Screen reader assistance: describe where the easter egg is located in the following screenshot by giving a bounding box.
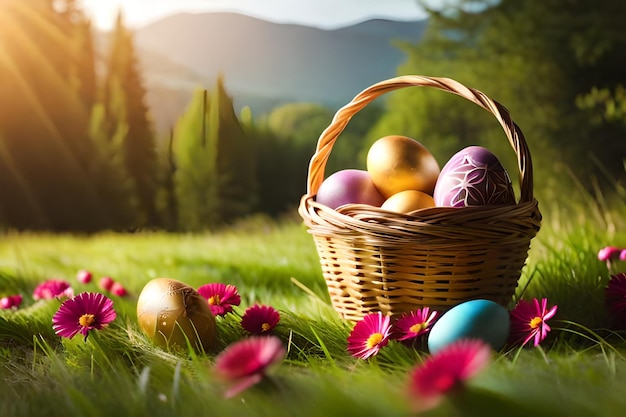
[380,190,435,213]
[137,278,217,352]
[427,299,510,353]
[433,146,515,207]
[315,169,385,210]
[366,135,440,198]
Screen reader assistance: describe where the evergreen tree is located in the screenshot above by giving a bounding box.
[73,17,98,109]
[103,12,159,228]
[0,0,112,230]
[173,89,217,230]
[208,76,257,223]
[88,103,139,230]
[155,127,179,231]
[173,77,257,230]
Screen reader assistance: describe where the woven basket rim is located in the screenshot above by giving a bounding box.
[303,75,535,207]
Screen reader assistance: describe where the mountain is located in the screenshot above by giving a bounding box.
[129,12,428,133]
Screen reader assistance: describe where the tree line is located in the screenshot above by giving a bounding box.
[0,0,624,232]
[0,1,370,232]
[371,0,626,200]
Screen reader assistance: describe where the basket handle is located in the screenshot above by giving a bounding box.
[306,75,534,204]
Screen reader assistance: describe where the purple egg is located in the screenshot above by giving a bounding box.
[433,146,516,207]
[315,169,385,210]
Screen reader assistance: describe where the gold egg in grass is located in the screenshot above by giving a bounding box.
[380,189,435,213]
[137,278,217,351]
[366,135,441,198]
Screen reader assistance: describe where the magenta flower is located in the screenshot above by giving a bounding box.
[598,246,622,262]
[408,339,491,411]
[33,279,74,301]
[347,312,392,359]
[598,246,626,274]
[0,297,11,309]
[197,283,241,316]
[214,335,286,398]
[509,298,558,347]
[110,282,128,297]
[52,292,117,341]
[1,295,21,309]
[393,308,439,342]
[99,276,114,292]
[77,270,92,284]
[1,294,24,309]
[606,273,626,329]
[241,304,280,335]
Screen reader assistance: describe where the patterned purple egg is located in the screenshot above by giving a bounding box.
[433,146,515,207]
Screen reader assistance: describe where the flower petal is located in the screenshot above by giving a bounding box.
[51,292,116,341]
[347,312,392,359]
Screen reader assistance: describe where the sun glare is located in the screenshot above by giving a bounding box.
[80,0,188,31]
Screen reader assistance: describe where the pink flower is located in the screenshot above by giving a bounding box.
[9,294,22,308]
[33,279,73,301]
[241,304,280,335]
[214,335,286,398]
[110,282,128,297]
[99,276,114,292]
[52,292,117,341]
[197,283,241,316]
[77,270,92,284]
[606,273,626,329]
[408,339,491,411]
[393,308,439,342]
[598,246,622,262]
[509,298,558,347]
[11,294,23,308]
[2,294,23,309]
[0,297,12,309]
[347,312,392,360]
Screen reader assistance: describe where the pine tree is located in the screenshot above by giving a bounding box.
[103,12,159,228]
[173,89,217,230]
[173,77,257,230]
[88,103,140,230]
[155,127,179,231]
[0,0,111,230]
[73,17,97,109]
[208,76,257,223]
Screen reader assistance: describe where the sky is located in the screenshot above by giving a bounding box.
[80,0,430,31]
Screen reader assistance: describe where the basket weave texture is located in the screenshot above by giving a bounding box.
[298,75,542,322]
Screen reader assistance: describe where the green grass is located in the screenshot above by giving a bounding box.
[2,198,626,417]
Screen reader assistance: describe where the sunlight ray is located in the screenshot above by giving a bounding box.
[0,2,108,220]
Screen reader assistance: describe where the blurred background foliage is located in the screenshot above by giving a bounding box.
[0,0,624,232]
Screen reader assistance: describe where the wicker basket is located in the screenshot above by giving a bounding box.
[298,75,542,321]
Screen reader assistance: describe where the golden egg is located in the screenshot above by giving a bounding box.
[381,190,435,213]
[137,278,217,352]
[366,135,440,198]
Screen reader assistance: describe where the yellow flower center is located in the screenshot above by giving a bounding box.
[409,322,427,333]
[261,323,271,332]
[208,295,220,305]
[366,332,384,349]
[529,316,543,329]
[79,314,95,327]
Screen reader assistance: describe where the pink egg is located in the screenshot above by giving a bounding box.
[315,169,385,210]
[433,146,515,207]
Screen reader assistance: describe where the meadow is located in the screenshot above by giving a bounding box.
[2,188,626,417]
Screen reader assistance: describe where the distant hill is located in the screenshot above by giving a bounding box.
[126,12,428,133]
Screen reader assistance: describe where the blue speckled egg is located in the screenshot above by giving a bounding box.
[428,299,510,353]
